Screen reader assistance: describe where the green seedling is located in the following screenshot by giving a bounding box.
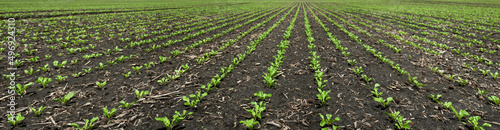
[98,62,108,69]
[157,77,168,85]
[353,66,363,75]
[246,101,266,119]
[155,110,193,130]
[14,60,24,67]
[445,74,456,81]
[318,113,340,127]
[317,89,331,106]
[190,90,207,101]
[102,107,116,119]
[491,72,499,79]
[468,116,491,130]
[361,74,372,82]
[395,114,411,130]
[183,96,199,108]
[480,69,490,76]
[55,75,68,83]
[254,90,272,101]
[457,77,468,86]
[342,51,350,57]
[96,81,107,90]
[82,68,92,73]
[371,83,383,98]
[132,66,142,74]
[488,96,500,107]
[240,118,259,130]
[28,56,39,62]
[106,60,115,66]
[7,113,25,127]
[430,66,439,73]
[14,82,33,97]
[429,94,442,103]
[30,106,46,116]
[262,73,276,87]
[201,84,215,93]
[72,72,83,77]
[374,97,393,108]
[53,60,67,68]
[69,117,99,130]
[122,71,131,78]
[54,91,75,105]
[477,89,488,97]
[171,50,182,57]
[135,90,149,99]
[386,111,400,121]
[36,77,52,88]
[118,101,137,108]
[456,109,470,121]
[348,59,357,66]
[39,64,49,72]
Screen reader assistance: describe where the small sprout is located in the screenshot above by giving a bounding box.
[122,71,131,78]
[318,113,340,127]
[183,96,199,108]
[14,82,33,97]
[317,89,331,106]
[36,77,52,88]
[477,89,488,97]
[262,73,276,87]
[428,94,442,103]
[102,107,116,119]
[171,50,182,57]
[132,66,143,74]
[72,72,83,77]
[155,110,193,130]
[7,113,25,127]
[352,66,363,75]
[373,97,393,108]
[96,81,107,90]
[240,118,259,130]
[30,106,46,116]
[488,96,500,107]
[55,75,68,83]
[190,89,207,101]
[157,77,169,85]
[348,59,357,66]
[135,90,149,99]
[361,74,372,82]
[245,101,266,119]
[456,77,469,86]
[254,90,272,101]
[118,101,137,108]
[69,117,99,130]
[54,91,75,105]
[371,83,383,98]
[468,116,491,130]
[490,72,499,79]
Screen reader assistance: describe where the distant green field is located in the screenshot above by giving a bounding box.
[2,0,498,24]
[1,0,499,130]
[0,0,246,11]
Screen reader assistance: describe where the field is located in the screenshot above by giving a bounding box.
[1,0,500,129]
